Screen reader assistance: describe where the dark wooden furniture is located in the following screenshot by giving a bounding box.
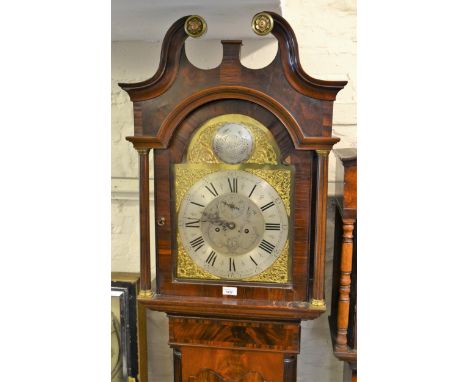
[111,272,141,382]
[119,12,346,382]
[329,149,357,381]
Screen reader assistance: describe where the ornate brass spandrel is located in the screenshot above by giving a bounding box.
[174,163,292,283]
[244,167,291,216]
[176,233,221,280]
[186,114,279,165]
[243,240,289,283]
[174,166,216,213]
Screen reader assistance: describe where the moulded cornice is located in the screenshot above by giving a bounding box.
[118,13,347,102]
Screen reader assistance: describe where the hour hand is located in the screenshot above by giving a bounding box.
[201,212,227,227]
[201,212,236,230]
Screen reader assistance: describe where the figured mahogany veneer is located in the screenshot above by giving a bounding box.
[183,348,285,382]
[168,316,300,353]
[119,11,347,382]
[169,315,299,382]
[139,295,322,321]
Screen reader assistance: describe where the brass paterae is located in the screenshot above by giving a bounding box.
[252,12,274,36]
[184,15,207,38]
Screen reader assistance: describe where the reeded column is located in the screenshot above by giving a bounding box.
[136,148,152,297]
[311,149,330,309]
[335,219,355,351]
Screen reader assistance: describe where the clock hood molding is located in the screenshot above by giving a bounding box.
[119,13,347,101]
[120,12,346,151]
[125,86,340,151]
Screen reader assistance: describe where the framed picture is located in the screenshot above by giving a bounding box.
[111,273,140,382]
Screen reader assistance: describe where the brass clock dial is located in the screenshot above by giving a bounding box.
[178,170,289,279]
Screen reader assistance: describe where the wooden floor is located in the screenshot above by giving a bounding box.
[146,198,344,382]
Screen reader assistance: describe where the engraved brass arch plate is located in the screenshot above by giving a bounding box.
[186,114,280,165]
[252,12,274,36]
[184,15,207,38]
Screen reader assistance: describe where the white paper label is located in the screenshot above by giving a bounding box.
[222,286,237,296]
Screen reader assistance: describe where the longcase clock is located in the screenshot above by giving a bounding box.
[119,12,347,382]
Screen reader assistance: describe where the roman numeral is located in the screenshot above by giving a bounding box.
[260,201,274,211]
[259,239,275,254]
[190,201,205,208]
[189,236,204,252]
[229,258,236,272]
[205,251,217,266]
[265,223,281,231]
[250,256,258,266]
[228,177,238,193]
[248,184,257,198]
[185,218,200,228]
[205,182,218,197]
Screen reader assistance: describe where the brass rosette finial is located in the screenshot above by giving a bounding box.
[252,12,274,36]
[184,15,207,38]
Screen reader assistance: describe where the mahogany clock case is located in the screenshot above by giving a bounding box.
[118,12,347,382]
[155,99,313,302]
[120,13,347,322]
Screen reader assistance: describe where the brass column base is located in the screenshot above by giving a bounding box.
[138,289,154,299]
[311,299,326,310]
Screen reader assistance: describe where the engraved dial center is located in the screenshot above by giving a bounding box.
[201,193,265,256]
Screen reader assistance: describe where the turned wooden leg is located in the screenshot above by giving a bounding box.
[335,219,355,351]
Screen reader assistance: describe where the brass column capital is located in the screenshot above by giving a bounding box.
[316,149,330,157]
[136,148,150,155]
